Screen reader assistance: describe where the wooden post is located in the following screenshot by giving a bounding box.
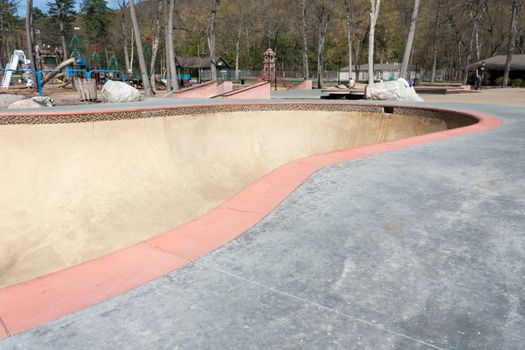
[75,79,98,101]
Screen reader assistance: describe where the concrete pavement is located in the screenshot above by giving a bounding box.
[0,101,524,349]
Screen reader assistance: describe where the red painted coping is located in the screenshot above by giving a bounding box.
[0,104,501,339]
[216,81,271,99]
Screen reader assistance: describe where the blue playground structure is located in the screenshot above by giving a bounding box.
[0,67,126,96]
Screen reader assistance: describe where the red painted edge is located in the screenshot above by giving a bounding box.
[0,103,501,339]
[217,81,270,97]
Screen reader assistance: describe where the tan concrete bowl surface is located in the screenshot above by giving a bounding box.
[0,104,476,288]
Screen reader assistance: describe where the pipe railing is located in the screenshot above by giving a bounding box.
[1,68,127,96]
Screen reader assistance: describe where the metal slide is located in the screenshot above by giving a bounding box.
[1,50,29,89]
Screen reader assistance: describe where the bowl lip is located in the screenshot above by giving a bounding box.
[0,101,501,339]
[0,101,480,121]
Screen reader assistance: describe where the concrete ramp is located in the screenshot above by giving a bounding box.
[215,82,271,99]
[172,80,217,98]
[288,80,312,90]
[217,81,233,95]
[0,104,460,288]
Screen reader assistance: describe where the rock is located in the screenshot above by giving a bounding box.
[32,96,54,107]
[365,78,424,102]
[0,94,26,108]
[102,80,143,103]
[7,99,43,109]
[7,96,55,109]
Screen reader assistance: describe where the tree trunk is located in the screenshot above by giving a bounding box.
[25,0,36,82]
[0,11,5,68]
[463,21,476,84]
[129,28,134,72]
[430,0,441,84]
[368,0,381,85]
[129,0,154,96]
[167,0,178,89]
[316,3,330,89]
[400,0,419,79]
[209,0,217,81]
[59,19,68,60]
[41,57,74,85]
[149,0,164,92]
[235,20,242,79]
[119,4,131,73]
[164,4,171,91]
[104,44,109,69]
[301,0,309,79]
[503,0,518,87]
[344,0,353,82]
[123,41,130,73]
[475,23,481,61]
[463,1,484,84]
[355,29,368,78]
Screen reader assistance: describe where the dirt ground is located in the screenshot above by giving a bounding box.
[1,85,81,99]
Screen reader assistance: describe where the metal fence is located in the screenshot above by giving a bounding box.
[200,69,343,82]
[201,69,445,83]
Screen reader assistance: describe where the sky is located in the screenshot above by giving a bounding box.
[18,0,54,14]
[17,0,117,15]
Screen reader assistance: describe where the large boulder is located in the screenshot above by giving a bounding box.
[102,80,143,103]
[0,94,26,108]
[7,96,54,109]
[366,78,423,102]
[32,96,54,107]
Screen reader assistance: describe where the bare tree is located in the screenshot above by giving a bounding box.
[166,0,178,90]
[344,0,353,82]
[48,0,76,61]
[430,0,443,84]
[116,0,131,73]
[25,0,37,82]
[234,25,245,76]
[209,0,217,81]
[316,1,331,88]
[164,0,171,90]
[149,0,164,92]
[503,0,519,87]
[463,0,485,84]
[300,0,309,79]
[233,1,245,77]
[129,0,154,96]
[400,0,420,79]
[368,0,381,84]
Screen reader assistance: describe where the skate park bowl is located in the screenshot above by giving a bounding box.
[0,102,500,336]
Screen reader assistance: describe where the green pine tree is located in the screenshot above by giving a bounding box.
[80,0,111,46]
[47,0,76,59]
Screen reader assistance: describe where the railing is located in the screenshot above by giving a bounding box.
[0,68,126,96]
[195,69,445,84]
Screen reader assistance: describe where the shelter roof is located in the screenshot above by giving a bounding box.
[467,55,525,70]
[340,63,415,72]
[175,56,230,69]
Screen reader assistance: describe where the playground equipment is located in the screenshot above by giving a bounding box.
[107,53,120,71]
[2,50,30,89]
[262,48,276,82]
[68,35,86,68]
[90,51,102,70]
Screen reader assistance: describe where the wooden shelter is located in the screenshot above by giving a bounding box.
[175,56,230,82]
[467,55,525,85]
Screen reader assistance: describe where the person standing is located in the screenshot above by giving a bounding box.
[475,61,486,90]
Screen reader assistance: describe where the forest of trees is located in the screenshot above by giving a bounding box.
[1,0,524,89]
